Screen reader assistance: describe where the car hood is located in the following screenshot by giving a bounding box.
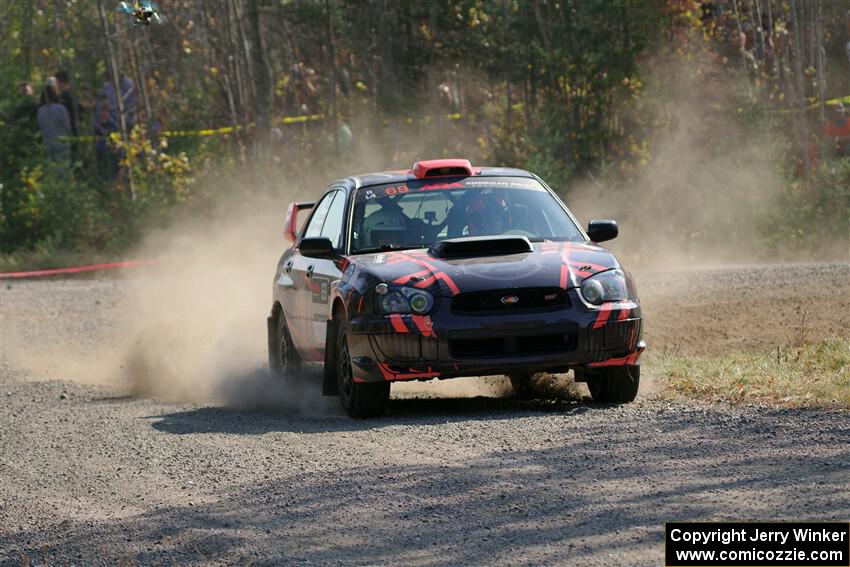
[348,241,620,296]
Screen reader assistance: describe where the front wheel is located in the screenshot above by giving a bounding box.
[586,365,640,403]
[335,319,390,418]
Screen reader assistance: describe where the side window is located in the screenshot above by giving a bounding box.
[303,192,334,239]
[320,191,347,248]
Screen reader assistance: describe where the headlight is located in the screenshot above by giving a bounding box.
[381,290,409,313]
[409,293,432,313]
[378,285,434,314]
[579,269,628,305]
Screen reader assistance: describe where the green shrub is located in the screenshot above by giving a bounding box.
[762,157,850,255]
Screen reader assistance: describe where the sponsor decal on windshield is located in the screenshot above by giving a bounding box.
[357,177,543,201]
[462,179,541,189]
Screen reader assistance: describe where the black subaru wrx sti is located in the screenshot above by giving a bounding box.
[268,159,644,417]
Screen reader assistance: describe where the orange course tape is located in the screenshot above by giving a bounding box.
[0,259,158,279]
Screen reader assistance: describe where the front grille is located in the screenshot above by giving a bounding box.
[450,329,578,359]
[451,287,569,315]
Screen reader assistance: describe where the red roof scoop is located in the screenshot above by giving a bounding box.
[412,159,473,179]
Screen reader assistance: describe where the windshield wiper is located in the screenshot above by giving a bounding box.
[353,244,424,255]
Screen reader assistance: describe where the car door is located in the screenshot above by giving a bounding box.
[284,191,336,357]
[307,188,348,350]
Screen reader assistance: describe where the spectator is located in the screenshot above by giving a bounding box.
[36,80,71,165]
[823,103,850,157]
[101,73,137,131]
[54,69,80,160]
[93,94,118,179]
[290,63,319,113]
[2,82,40,167]
[10,82,38,124]
[337,119,353,153]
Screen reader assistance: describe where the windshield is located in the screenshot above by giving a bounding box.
[350,176,584,254]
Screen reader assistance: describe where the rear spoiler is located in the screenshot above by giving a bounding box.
[283,201,315,242]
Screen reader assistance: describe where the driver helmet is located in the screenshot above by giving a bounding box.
[363,205,408,247]
[467,192,510,236]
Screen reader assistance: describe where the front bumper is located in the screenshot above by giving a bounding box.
[347,292,644,383]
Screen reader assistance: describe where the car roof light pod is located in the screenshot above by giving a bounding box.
[412,159,473,179]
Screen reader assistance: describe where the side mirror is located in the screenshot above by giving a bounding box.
[587,220,619,243]
[300,237,337,259]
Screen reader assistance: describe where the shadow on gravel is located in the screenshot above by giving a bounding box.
[147,396,602,435]
[4,414,849,566]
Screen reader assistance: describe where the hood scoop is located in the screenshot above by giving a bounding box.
[428,236,533,259]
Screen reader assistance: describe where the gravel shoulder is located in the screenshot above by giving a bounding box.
[1,262,848,566]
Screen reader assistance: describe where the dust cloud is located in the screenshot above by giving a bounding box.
[119,185,337,413]
[566,50,788,269]
[116,105,512,409]
[393,375,513,399]
[116,165,511,410]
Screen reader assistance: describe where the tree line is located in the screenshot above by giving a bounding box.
[1,0,848,262]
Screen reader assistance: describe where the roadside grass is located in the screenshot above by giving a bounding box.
[650,337,850,408]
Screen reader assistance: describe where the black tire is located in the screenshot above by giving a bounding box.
[270,312,302,380]
[586,365,640,403]
[335,319,390,418]
[508,373,535,399]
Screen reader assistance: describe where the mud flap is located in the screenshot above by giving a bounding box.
[322,319,339,396]
[267,316,278,371]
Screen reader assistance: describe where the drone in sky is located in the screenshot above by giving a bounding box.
[117,0,167,26]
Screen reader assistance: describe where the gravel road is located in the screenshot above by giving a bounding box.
[1,262,848,566]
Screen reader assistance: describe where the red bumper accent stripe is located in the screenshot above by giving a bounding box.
[410,315,435,337]
[377,361,441,381]
[587,346,644,368]
[592,303,613,329]
[389,314,408,333]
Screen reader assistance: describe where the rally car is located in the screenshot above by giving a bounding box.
[268,159,644,417]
